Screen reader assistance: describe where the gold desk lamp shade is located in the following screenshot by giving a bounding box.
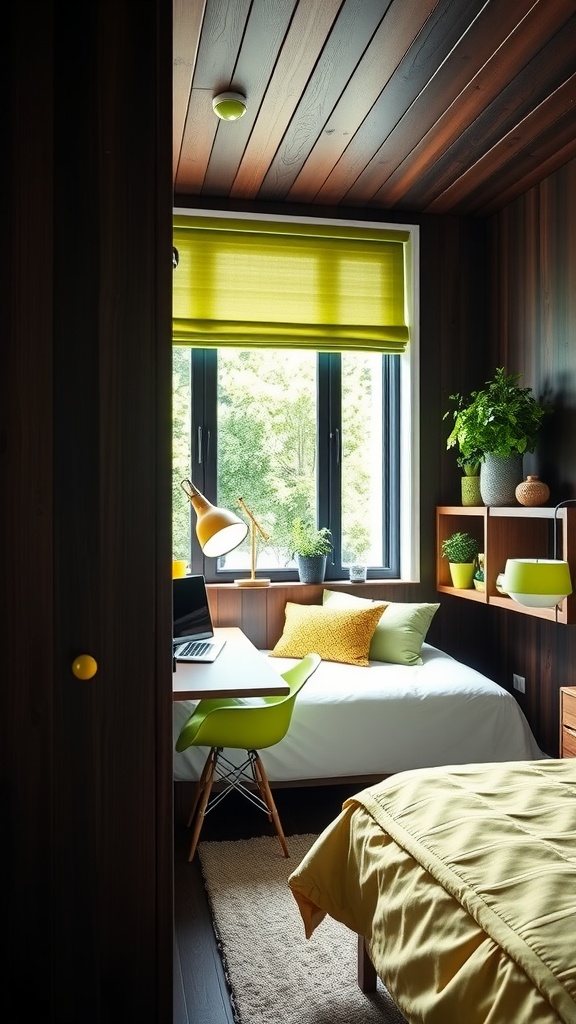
[181,480,248,558]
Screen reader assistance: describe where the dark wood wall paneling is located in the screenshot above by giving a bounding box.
[3,2,174,1021]
[437,158,576,756]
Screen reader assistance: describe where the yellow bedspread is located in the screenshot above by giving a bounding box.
[288,759,576,1024]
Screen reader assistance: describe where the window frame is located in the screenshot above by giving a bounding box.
[185,349,402,583]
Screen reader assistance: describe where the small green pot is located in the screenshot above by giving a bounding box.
[449,562,475,589]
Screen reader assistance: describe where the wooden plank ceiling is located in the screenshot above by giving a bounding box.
[173,0,576,217]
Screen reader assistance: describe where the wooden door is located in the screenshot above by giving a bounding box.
[1,3,174,1020]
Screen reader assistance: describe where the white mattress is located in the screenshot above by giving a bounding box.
[172,643,544,783]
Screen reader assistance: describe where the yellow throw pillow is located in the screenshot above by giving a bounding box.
[271,601,386,667]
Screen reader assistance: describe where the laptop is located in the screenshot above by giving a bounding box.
[173,574,226,663]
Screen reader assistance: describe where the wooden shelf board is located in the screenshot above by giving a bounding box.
[436,505,575,624]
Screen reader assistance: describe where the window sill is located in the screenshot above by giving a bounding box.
[206,579,407,591]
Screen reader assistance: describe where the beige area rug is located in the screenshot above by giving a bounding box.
[198,833,408,1024]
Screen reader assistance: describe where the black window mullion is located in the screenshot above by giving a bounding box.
[201,350,218,499]
[189,349,219,578]
[317,353,342,579]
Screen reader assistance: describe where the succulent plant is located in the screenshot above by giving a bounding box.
[441,531,480,564]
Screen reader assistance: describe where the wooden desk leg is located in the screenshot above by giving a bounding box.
[357,935,377,992]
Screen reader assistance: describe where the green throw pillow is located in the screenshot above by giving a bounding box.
[322,590,439,666]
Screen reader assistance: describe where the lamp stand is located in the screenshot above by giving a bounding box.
[234,498,271,588]
[554,499,576,559]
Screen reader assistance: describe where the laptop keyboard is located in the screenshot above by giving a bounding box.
[176,640,213,658]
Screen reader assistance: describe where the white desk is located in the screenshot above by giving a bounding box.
[172,627,289,701]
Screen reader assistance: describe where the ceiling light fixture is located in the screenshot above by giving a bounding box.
[212,91,247,121]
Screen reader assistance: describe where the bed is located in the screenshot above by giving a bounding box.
[173,642,543,785]
[288,759,576,1024]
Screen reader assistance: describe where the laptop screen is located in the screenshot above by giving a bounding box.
[173,575,214,644]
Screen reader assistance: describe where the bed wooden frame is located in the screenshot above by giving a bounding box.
[357,936,378,993]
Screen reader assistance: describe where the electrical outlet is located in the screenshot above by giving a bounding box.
[513,673,526,694]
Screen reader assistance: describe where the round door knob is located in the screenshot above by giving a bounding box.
[72,655,98,680]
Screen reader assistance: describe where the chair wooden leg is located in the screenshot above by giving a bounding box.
[251,757,272,823]
[253,753,289,858]
[187,750,214,827]
[187,750,217,862]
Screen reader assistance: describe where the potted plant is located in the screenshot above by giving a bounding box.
[441,531,480,589]
[473,552,485,592]
[291,518,333,583]
[443,367,549,506]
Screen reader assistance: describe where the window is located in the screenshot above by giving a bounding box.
[172,213,419,583]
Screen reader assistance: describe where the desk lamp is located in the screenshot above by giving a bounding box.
[502,559,572,608]
[180,479,248,557]
[502,499,575,609]
[234,498,271,588]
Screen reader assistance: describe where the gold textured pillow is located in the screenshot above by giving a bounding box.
[271,601,386,667]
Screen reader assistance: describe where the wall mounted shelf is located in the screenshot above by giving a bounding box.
[436,505,576,624]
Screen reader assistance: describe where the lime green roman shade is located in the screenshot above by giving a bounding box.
[173,215,410,353]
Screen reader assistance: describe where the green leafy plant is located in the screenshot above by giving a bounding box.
[443,367,548,469]
[291,518,333,557]
[441,531,480,564]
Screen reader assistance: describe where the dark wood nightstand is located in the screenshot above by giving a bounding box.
[560,687,576,757]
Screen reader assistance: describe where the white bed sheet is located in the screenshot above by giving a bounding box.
[172,643,543,783]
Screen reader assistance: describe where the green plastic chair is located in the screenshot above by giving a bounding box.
[176,653,321,861]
